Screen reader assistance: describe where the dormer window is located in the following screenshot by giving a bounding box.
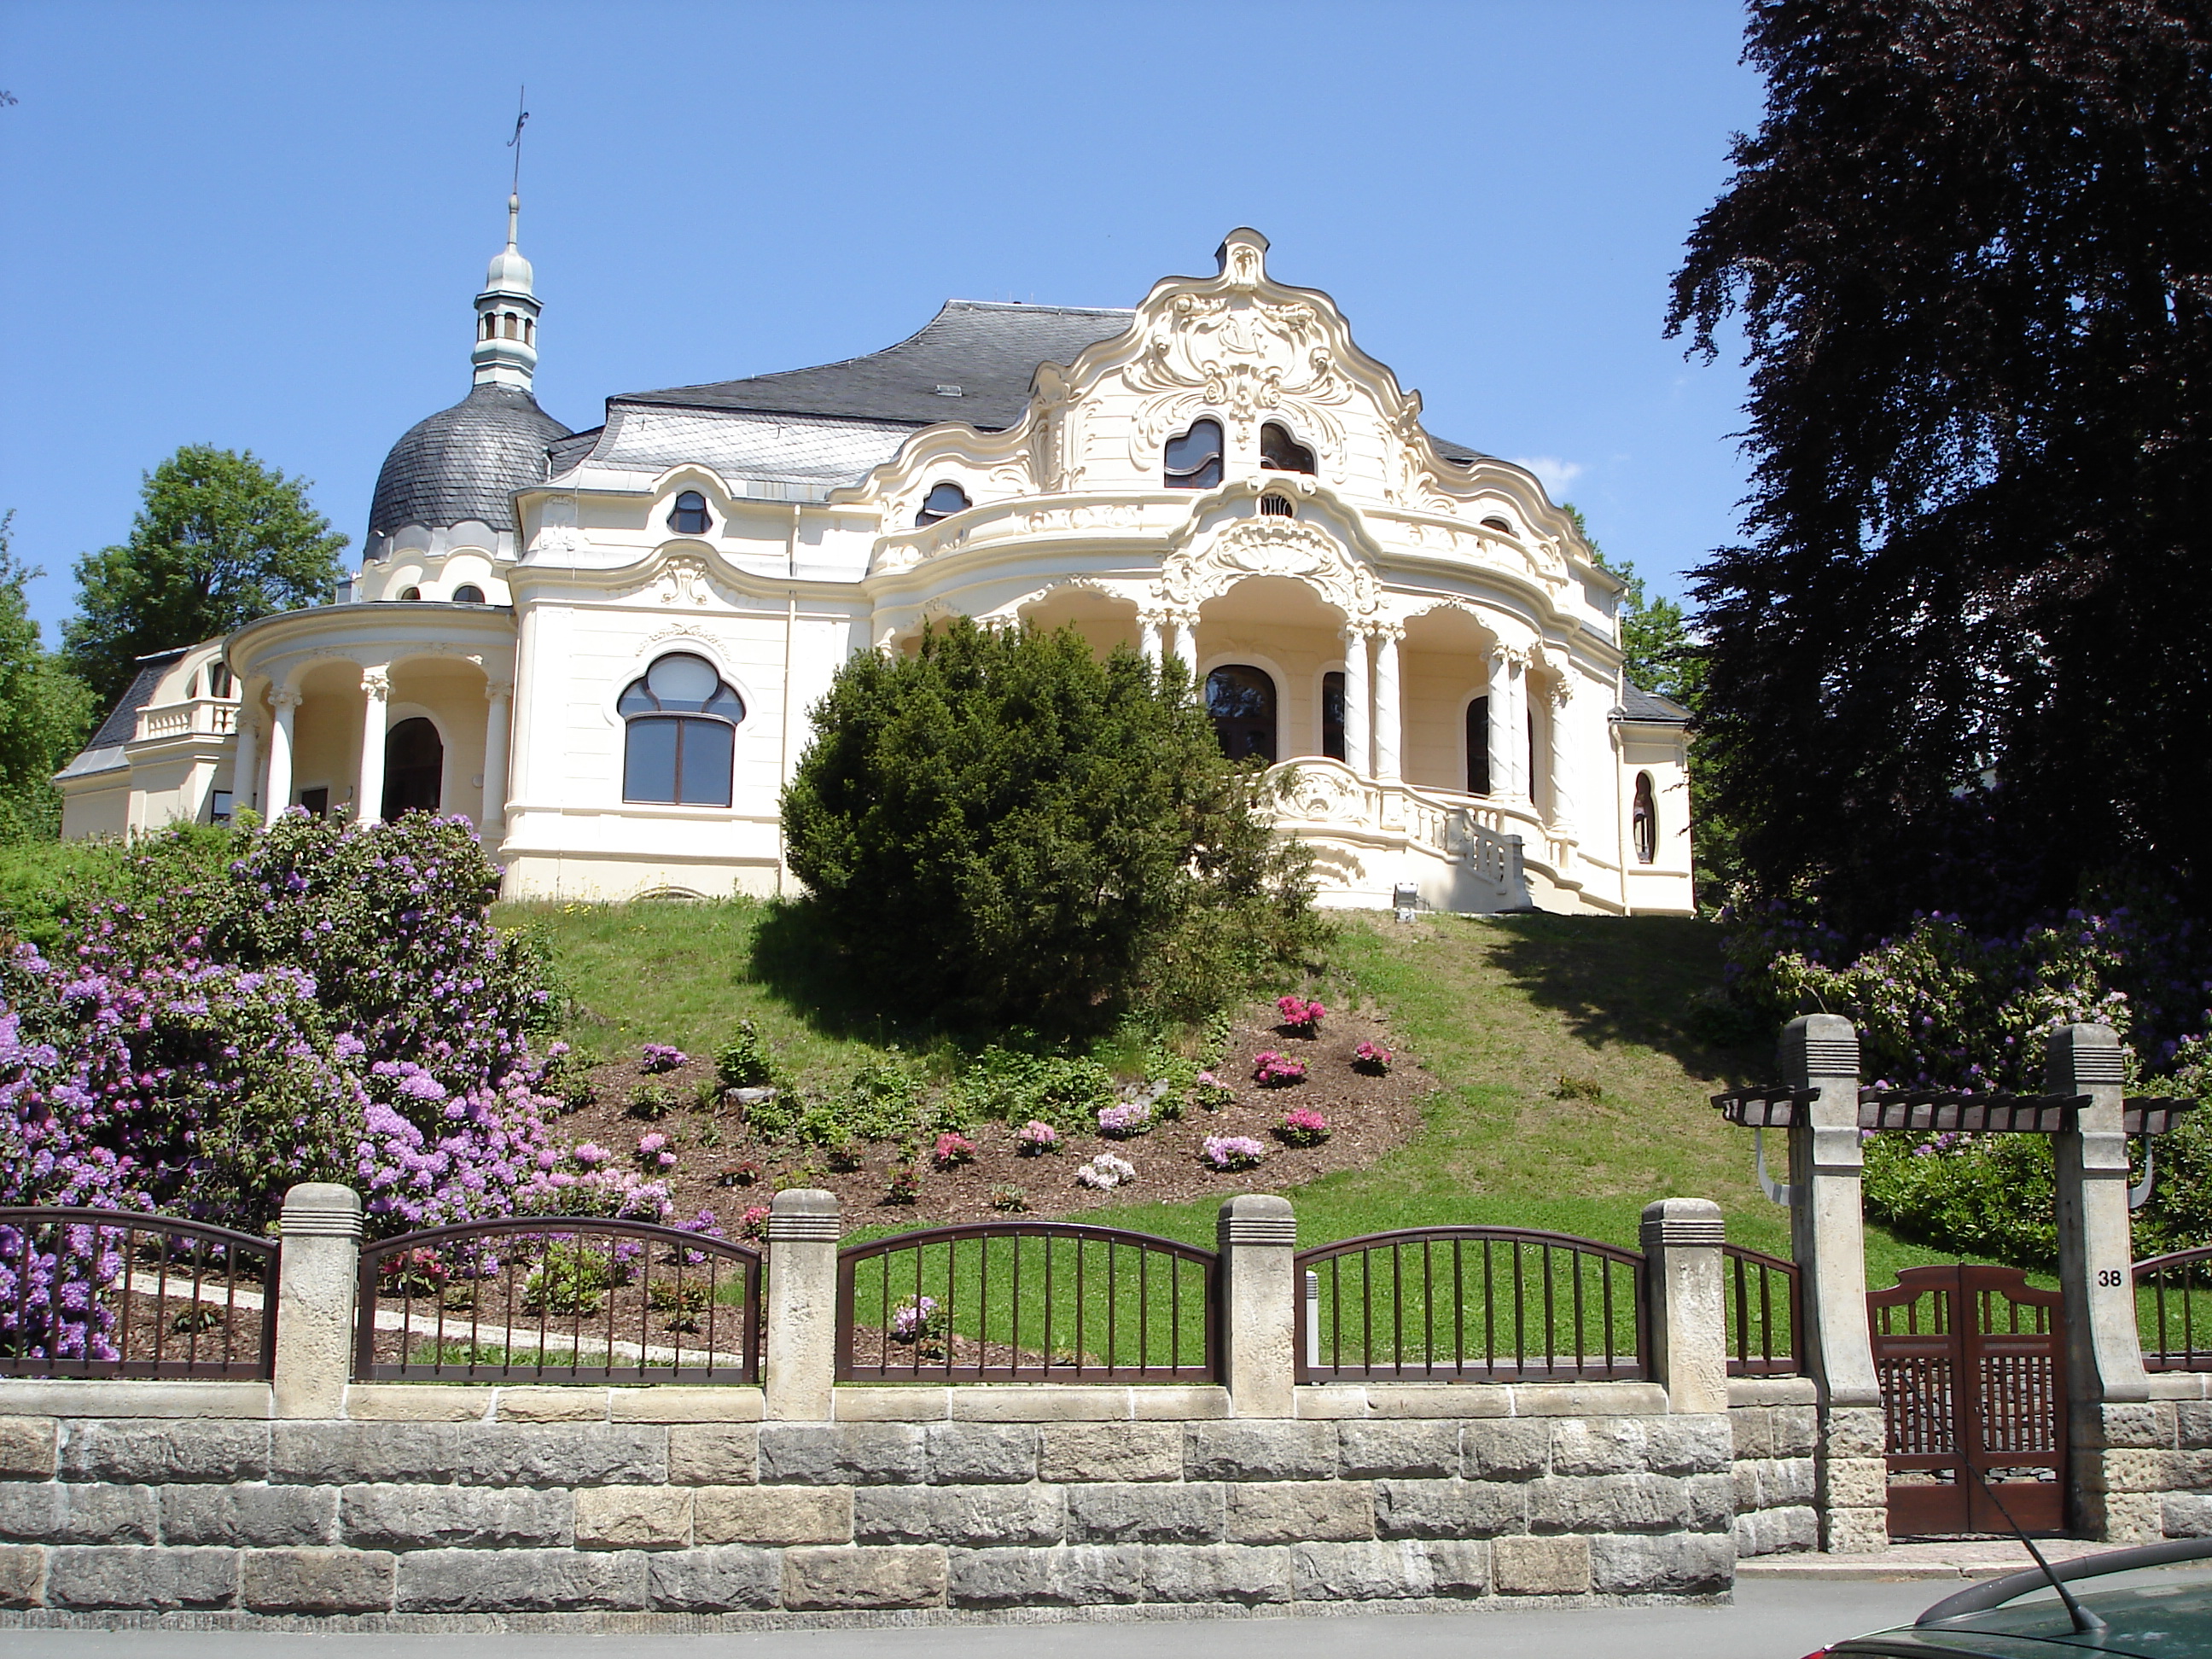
[1260,422,1315,475]
[451,584,486,604]
[1164,419,1224,490]
[399,587,422,602]
[669,491,712,536]
[1481,515,1514,534]
[916,481,971,527]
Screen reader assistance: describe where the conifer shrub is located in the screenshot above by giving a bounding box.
[779,619,1324,1037]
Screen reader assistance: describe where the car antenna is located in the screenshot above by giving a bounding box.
[1964,1462,2106,1635]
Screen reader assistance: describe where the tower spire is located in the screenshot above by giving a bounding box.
[473,93,540,393]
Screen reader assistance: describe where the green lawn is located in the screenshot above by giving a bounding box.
[499,897,2028,1289]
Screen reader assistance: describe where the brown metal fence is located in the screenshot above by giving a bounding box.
[835,1222,1217,1383]
[1295,1226,1645,1383]
[0,1207,278,1380]
[1720,1243,1802,1377]
[2136,1247,2212,1372]
[354,1216,760,1384]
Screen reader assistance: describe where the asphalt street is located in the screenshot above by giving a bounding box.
[0,1580,1944,1659]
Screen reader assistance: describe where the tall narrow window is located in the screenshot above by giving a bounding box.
[1322,672,1346,762]
[669,491,712,536]
[1205,665,1277,763]
[382,718,445,819]
[1633,772,1657,864]
[1164,418,1224,489]
[916,481,970,527]
[1466,696,1491,795]
[1260,422,1315,474]
[207,663,234,699]
[620,653,743,806]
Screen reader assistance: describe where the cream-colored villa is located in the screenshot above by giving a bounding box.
[55,215,1692,915]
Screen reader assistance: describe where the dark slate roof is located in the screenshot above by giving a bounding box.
[544,428,603,474]
[1615,684,1692,724]
[368,382,573,536]
[622,301,1137,431]
[87,649,186,748]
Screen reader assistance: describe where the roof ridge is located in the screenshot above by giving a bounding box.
[942,299,1135,316]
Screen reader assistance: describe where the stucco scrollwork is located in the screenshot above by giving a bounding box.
[1123,289,1354,463]
[653,556,714,608]
[528,525,585,558]
[1280,763,1368,824]
[1160,515,1379,620]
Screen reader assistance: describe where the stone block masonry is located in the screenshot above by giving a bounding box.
[0,1386,1735,1625]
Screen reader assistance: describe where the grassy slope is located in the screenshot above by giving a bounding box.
[499,899,2007,1287]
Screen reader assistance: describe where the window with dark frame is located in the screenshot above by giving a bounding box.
[1633,772,1657,864]
[916,481,971,527]
[669,491,712,536]
[1260,422,1315,474]
[619,653,744,806]
[1322,671,1346,762]
[451,584,486,604]
[1466,696,1491,795]
[1205,664,1277,763]
[1164,419,1225,489]
[381,718,445,820]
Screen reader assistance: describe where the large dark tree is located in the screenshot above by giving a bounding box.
[1669,1,2212,936]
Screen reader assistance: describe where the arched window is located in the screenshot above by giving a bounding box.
[382,718,444,819]
[1481,515,1514,534]
[668,491,712,536]
[1466,696,1491,795]
[1322,672,1346,762]
[1632,772,1657,864]
[916,481,970,527]
[185,671,199,699]
[451,584,486,604]
[1205,665,1277,763]
[1260,422,1315,474]
[620,653,743,806]
[207,663,234,699]
[523,317,534,344]
[1164,419,1224,490]
[1259,494,1295,518]
[399,586,422,602]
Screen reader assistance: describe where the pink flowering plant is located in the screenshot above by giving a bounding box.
[1353,1040,1392,1075]
[1201,1134,1266,1172]
[638,1043,689,1074]
[1252,1051,1307,1087]
[1096,1101,1153,1138]
[1190,1070,1236,1110]
[932,1132,976,1169]
[635,1132,678,1170]
[1015,1120,1060,1155]
[1275,1105,1331,1147]
[1276,995,1325,1037]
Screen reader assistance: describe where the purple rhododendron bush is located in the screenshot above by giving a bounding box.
[1,812,676,1238]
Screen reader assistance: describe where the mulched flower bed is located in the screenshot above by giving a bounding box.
[547,1000,1433,1231]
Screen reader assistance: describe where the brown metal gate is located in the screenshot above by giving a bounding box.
[1869,1264,2066,1536]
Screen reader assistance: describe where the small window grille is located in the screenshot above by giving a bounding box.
[1259,495,1294,518]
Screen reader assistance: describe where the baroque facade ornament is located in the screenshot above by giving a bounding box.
[1160,515,1379,619]
[1123,290,1354,472]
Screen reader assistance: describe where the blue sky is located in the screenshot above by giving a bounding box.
[0,1,1761,643]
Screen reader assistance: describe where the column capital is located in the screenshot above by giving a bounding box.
[269,687,303,712]
[360,669,390,701]
[1368,620,1406,644]
[1548,674,1575,707]
[485,678,514,704]
[1490,642,1528,670]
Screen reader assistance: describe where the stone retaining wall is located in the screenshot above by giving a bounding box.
[0,1381,1736,1625]
[1725,1379,1817,1557]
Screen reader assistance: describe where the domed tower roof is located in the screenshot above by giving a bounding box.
[366,192,568,539]
[368,382,569,536]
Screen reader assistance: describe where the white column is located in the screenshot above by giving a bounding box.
[1487,648,1514,799]
[1138,614,1163,670]
[1371,626,1403,782]
[1340,626,1370,776]
[1547,678,1576,835]
[1509,654,1531,800]
[265,690,300,818]
[232,711,259,816]
[355,668,390,824]
[481,678,513,839]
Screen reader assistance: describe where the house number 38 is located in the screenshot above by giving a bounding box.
[2098,1269,2125,1287]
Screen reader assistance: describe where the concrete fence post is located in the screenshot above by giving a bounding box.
[765,1188,841,1421]
[1640,1197,1729,1415]
[1218,1194,1298,1417]
[272,1183,362,1420]
[1781,1014,1887,1553]
[2048,1023,2158,1541]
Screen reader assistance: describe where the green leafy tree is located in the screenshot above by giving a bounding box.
[0,512,96,843]
[65,445,347,705]
[780,619,1324,1037]
[1668,1,2212,937]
